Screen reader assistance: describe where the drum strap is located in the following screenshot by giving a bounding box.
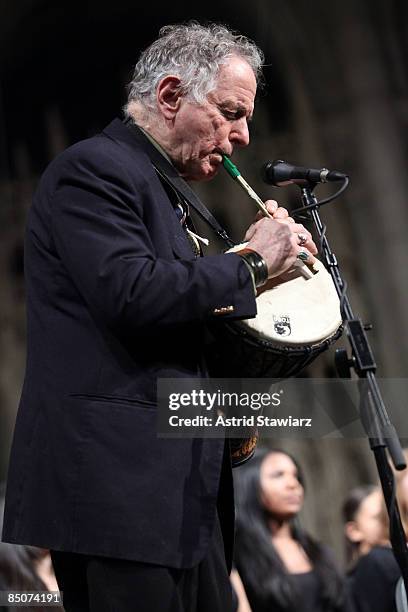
[123,118,235,248]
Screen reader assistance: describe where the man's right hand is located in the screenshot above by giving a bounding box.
[244,203,318,278]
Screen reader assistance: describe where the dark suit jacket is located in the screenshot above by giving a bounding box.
[2,119,257,569]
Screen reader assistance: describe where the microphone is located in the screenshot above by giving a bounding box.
[262,160,348,186]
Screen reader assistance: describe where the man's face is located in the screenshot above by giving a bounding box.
[170,56,257,181]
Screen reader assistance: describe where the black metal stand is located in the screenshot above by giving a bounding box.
[299,183,408,601]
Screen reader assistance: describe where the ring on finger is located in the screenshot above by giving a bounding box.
[298,232,308,246]
[297,250,309,262]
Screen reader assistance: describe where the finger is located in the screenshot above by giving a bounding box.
[253,200,279,222]
[286,224,316,248]
[296,248,317,266]
[297,232,309,247]
[272,207,289,219]
[296,239,318,256]
[264,200,279,214]
[293,230,318,255]
[274,216,295,225]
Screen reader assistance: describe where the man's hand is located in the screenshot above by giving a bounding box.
[244,200,318,278]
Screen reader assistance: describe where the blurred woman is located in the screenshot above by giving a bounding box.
[233,448,347,612]
[344,481,403,612]
[342,485,387,567]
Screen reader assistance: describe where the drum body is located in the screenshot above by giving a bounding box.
[207,258,343,379]
[206,254,343,466]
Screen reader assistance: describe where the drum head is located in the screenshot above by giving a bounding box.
[206,256,343,379]
[242,259,342,347]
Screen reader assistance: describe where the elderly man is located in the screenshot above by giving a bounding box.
[2,22,316,611]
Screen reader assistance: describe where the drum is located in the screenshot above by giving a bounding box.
[207,256,343,379]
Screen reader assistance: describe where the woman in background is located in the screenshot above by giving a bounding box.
[233,448,347,612]
[343,482,402,612]
[342,484,386,568]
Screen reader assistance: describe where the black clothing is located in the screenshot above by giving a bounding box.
[51,514,233,612]
[347,546,401,612]
[290,571,325,612]
[234,536,350,612]
[238,569,326,612]
[2,119,256,568]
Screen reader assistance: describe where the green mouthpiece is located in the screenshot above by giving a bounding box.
[222,155,240,179]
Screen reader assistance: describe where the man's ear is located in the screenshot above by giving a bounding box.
[157,76,183,119]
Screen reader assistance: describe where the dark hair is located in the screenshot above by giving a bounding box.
[342,484,378,565]
[233,448,345,611]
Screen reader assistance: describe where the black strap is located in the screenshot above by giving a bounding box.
[124,119,235,248]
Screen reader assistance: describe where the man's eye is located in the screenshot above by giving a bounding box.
[218,106,238,119]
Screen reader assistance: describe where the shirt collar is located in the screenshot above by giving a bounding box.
[138,126,174,165]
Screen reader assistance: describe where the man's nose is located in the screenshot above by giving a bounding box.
[230,118,250,147]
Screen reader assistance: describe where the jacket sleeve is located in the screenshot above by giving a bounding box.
[50,147,257,336]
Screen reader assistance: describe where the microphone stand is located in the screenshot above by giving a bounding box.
[299,183,408,603]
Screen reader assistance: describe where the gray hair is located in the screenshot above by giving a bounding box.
[124,22,264,116]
